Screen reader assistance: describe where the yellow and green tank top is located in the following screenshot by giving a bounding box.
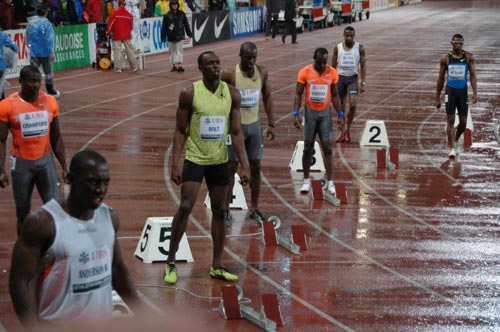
[186,80,232,165]
[235,65,262,125]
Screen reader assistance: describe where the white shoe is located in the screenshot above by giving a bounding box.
[49,90,60,99]
[448,148,456,158]
[327,183,336,195]
[300,178,310,193]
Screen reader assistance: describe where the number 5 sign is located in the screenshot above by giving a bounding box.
[134,217,194,263]
[360,120,390,147]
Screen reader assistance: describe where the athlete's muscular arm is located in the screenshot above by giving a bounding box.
[331,45,339,68]
[50,116,68,184]
[467,51,477,104]
[293,82,305,129]
[110,208,143,313]
[0,120,9,188]
[359,44,366,93]
[259,65,275,140]
[171,87,194,185]
[9,209,55,330]
[228,85,250,186]
[435,54,448,109]
[220,69,236,86]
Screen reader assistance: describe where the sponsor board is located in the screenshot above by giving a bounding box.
[193,11,231,46]
[230,7,264,38]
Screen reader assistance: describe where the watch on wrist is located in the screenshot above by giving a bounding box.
[361,81,366,86]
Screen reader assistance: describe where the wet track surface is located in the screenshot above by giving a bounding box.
[1,1,500,331]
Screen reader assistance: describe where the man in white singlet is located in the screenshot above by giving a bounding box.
[332,25,366,143]
[9,150,142,330]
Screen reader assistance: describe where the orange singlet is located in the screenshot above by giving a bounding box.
[0,92,59,160]
[297,64,339,111]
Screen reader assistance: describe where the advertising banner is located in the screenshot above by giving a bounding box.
[53,24,91,71]
[192,11,231,46]
[4,29,30,79]
[230,6,264,39]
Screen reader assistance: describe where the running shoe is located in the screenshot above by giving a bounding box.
[248,209,265,225]
[49,90,61,98]
[225,211,232,227]
[344,129,351,143]
[336,133,346,143]
[300,178,311,193]
[448,148,456,158]
[170,66,178,72]
[210,266,238,282]
[163,262,177,284]
[177,66,185,72]
[327,183,336,195]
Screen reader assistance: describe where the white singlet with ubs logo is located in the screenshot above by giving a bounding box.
[200,116,226,141]
[309,84,328,102]
[20,110,49,138]
[34,199,115,322]
[337,41,360,77]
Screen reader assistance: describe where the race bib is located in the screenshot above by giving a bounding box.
[200,116,226,141]
[448,64,466,81]
[20,111,49,138]
[239,88,260,109]
[309,84,328,102]
[340,54,355,70]
[72,246,112,294]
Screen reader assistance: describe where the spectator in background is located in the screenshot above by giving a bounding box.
[161,0,191,72]
[85,0,103,22]
[264,0,280,41]
[26,4,61,98]
[125,0,145,51]
[0,29,19,100]
[144,0,155,17]
[12,0,25,24]
[105,0,114,20]
[0,0,18,30]
[208,0,225,11]
[106,0,138,72]
[282,0,297,44]
[154,0,168,16]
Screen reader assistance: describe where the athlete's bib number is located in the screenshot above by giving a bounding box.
[20,111,49,138]
[240,88,260,109]
[309,84,328,103]
[200,116,226,141]
[71,245,112,294]
[448,64,466,81]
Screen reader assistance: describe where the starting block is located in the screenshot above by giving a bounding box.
[310,180,348,205]
[205,173,248,210]
[219,285,279,331]
[360,120,390,147]
[134,217,193,263]
[262,221,302,255]
[376,146,399,170]
[289,141,326,172]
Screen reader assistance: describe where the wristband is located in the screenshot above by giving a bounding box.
[337,110,344,117]
[293,109,300,116]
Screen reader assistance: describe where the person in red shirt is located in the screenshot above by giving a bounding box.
[106,0,138,72]
[85,0,103,23]
[0,65,68,235]
[0,0,18,30]
[293,48,344,196]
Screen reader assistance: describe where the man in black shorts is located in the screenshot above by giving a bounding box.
[163,51,250,284]
[435,33,477,158]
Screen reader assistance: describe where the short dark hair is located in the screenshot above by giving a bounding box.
[313,47,328,58]
[344,26,355,34]
[19,65,40,80]
[37,4,49,16]
[69,150,107,176]
[240,42,257,54]
[452,33,464,41]
[197,51,216,66]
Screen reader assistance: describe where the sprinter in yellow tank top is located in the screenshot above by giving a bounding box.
[164,51,250,284]
[221,42,275,226]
